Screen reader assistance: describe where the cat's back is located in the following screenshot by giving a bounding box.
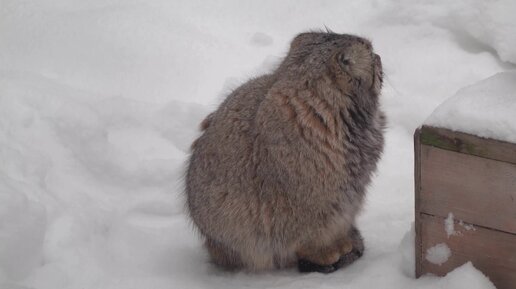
[191,74,274,157]
[186,75,275,231]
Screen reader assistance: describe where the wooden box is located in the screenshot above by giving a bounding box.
[415,125,516,288]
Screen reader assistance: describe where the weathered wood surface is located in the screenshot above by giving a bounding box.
[414,128,423,278]
[419,213,516,289]
[415,125,516,286]
[420,144,516,235]
[420,126,516,165]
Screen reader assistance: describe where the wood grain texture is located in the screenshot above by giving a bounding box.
[414,128,423,278]
[420,213,516,289]
[420,126,516,165]
[420,144,516,235]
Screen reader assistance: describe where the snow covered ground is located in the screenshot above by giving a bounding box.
[0,0,515,288]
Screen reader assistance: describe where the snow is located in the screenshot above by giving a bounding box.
[0,0,512,288]
[434,262,496,289]
[444,213,457,238]
[426,72,516,143]
[399,224,416,278]
[452,0,516,64]
[0,190,46,281]
[444,214,476,236]
[458,220,476,232]
[425,243,452,266]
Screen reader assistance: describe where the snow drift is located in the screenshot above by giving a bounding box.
[1,0,513,288]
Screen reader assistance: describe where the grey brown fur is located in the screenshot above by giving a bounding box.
[186,31,385,272]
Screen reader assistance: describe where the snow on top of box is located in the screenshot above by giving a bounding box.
[426,71,516,144]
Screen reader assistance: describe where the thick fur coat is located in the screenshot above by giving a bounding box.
[186,32,385,272]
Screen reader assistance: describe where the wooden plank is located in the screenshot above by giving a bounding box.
[420,126,516,165]
[420,144,516,234]
[414,128,423,278]
[420,213,516,289]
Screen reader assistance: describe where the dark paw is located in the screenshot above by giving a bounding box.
[298,259,337,274]
[332,247,363,270]
[298,227,365,274]
[349,226,365,256]
[332,226,365,270]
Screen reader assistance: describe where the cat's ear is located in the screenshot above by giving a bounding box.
[290,33,318,50]
[200,113,214,131]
